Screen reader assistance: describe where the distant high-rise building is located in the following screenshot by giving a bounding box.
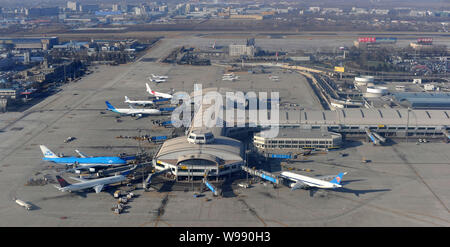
[159,6,168,12]
[134,7,140,15]
[23,52,30,64]
[185,4,191,14]
[112,4,121,12]
[67,1,78,11]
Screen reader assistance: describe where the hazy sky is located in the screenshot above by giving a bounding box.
[0,0,448,9]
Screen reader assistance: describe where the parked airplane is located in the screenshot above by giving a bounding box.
[40,145,128,172]
[222,77,237,81]
[151,74,168,79]
[124,96,154,106]
[54,167,135,193]
[148,77,166,83]
[105,101,161,118]
[269,75,279,81]
[146,83,173,99]
[280,171,347,190]
[222,75,239,81]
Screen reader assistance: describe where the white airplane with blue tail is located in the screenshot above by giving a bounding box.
[151,74,168,79]
[105,101,161,118]
[280,171,347,190]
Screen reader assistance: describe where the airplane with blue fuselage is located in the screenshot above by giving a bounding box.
[40,145,132,173]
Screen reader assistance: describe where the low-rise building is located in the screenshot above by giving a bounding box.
[229,44,255,57]
[253,129,342,152]
[0,88,19,99]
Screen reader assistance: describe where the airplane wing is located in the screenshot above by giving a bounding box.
[291,181,308,191]
[93,184,104,193]
[315,172,348,182]
[66,164,102,173]
[314,175,337,181]
[75,149,89,158]
[53,185,63,191]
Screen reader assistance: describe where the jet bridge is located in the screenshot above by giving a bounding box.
[365,128,380,145]
[372,132,386,143]
[442,129,450,141]
[96,164,138,177]
[241,166,280,185]
[202,178,219,196]
[143,168,172,189]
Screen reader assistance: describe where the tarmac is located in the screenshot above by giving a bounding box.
[0,36,449,226]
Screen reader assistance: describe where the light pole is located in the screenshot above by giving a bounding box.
[246,150,249,184]
[191,163,194,192]
[406,108,411,143]
[138,128,145,188]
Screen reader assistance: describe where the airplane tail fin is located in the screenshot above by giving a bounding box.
[55,175,71,187]
[105,101,116,111]
[124,96,129,102]
[330,172,347,185]
[40,145,59,158]
[146,83,152,94]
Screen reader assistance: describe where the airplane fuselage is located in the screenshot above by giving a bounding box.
[149,91,172,99]
[108,108,161,115]
[43,156,126,166]
[125,100,154,106]
[152,74,168,79]
[281,171,342,189]
[60,175,125,192]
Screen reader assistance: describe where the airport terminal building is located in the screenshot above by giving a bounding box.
[153,88,450,179]
[277,108,450,139]
[154,132,244,180]
[153,87,245,180]
[253,129,342,154]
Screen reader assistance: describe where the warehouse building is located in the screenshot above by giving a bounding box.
[229,44,255,57]
[0,37,59,50]
[392,92,450,109]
